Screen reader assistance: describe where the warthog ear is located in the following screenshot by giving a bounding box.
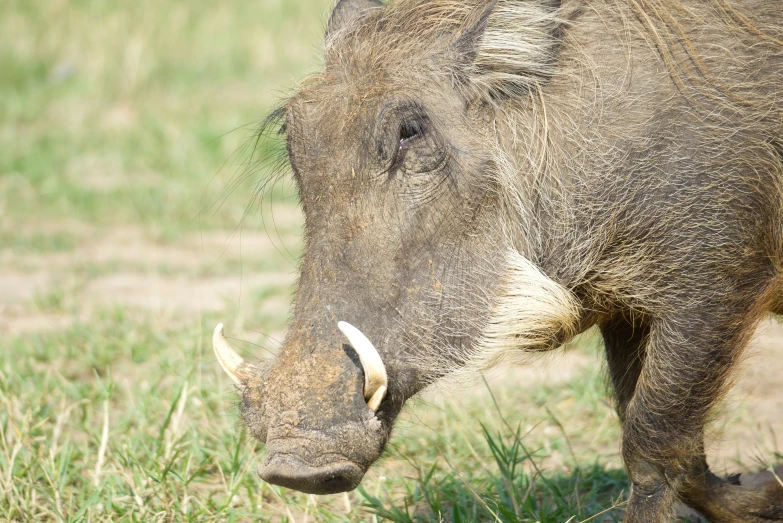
[326,0,384,38]
[454,0,563,97]
[454,0,500,63]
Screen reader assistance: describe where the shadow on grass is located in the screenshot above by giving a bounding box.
[361,434,782,523]
[361,421,630,523]
[362,462,629,522]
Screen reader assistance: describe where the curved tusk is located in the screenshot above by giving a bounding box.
[337,321,388,412]
[212,323,247,385]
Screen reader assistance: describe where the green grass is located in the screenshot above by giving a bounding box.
[1,0,779,521]
[1,0,307,238]
[3,315,629,522]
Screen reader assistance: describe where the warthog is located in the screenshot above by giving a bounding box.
[212,0,783,520]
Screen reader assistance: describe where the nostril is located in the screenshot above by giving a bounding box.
[319,473,354,492]
[259,455,364,495]
[324,476,346,486]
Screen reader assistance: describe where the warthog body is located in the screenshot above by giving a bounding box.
[215,0,783,520]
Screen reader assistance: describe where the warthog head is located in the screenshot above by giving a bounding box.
[215,0,583,494]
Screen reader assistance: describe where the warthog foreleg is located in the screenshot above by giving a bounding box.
[604,302,783,522]
[600,314,649,424]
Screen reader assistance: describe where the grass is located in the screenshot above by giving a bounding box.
[3,316,629,522]
[1,0,780,521]
[1,0,306,237]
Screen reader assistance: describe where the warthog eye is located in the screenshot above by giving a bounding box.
[380,105,446,182]
[399,117,426,146]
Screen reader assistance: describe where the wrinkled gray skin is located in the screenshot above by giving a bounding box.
[225,0,783,520]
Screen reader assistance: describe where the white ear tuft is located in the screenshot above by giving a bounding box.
[471,0,563,97]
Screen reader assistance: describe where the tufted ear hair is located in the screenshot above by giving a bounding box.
[453,0,500,64]
[454,0,563,98]
[326,0,384,38]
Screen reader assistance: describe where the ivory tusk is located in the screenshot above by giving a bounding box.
[212,323,247,385]
[337,321,388,412]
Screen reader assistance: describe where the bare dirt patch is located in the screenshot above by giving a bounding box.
[710,318,783,470]
[82,271,294,313]
[1,222,300,333]
[3,225,299,272]
[0,272,52,307]
[3,312,73,335]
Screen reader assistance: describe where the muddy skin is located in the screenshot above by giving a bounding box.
[217,0,783,520]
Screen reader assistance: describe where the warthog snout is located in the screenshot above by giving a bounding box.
[213,322,393,494]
